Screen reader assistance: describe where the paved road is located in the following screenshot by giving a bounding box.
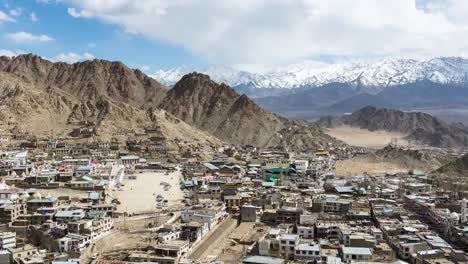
[188,217,237,260]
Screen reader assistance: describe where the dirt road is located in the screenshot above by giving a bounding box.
[188,217,238,261]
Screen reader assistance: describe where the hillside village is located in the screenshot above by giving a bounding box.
[1,123,468,264]
[3,1,468,263]
[1,54,468,264]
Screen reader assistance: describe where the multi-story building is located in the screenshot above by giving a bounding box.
[67,216,113,241]
[0,202,26,224]
[294,160,309,173]
[0,232,16,249]
[276,207,303,224]
[26,197,58,214]
[279,234,298,259]
[58,233,91,252]
[295,242,321,262]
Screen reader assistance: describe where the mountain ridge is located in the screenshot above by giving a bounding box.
[318,106,468,148]
[152,57,468,97]
[159,72,342,150]
[0,54,340,152]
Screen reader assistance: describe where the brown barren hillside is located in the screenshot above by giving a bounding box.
[160,73,342,150]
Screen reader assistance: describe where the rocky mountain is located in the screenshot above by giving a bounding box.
[0,55,223,153]
[434,154,468,176]
[335,144,449,176]
[159,73,341,150]
[0,54,340,152]
[318,106,468,148]
[0,54,168,107]
[152,57,468,97]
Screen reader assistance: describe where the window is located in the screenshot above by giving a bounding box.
[289,241,295,245]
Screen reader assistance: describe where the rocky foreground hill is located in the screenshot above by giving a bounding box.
[159,73,341,150]
[0,69,221,152]
[0,54,340,151]
[318,106,468,148]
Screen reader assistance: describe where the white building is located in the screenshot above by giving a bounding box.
[0,151,27,166]
[294,160,309,173]
[0,232,16,249]
[341,246,373,262]
[279,234,298,258]
[181,210,216,228]
[120,155,140,165]
[295,243,321,261]
[461,198,468,224]
[58,234,90,252]
[297,225,314,239]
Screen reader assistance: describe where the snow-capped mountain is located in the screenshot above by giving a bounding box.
[152,57,468,96]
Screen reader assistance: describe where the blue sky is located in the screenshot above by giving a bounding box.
[0,0,467,73]
[0,0,204,72]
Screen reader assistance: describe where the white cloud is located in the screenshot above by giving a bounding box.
[66,0,468,66]
[83,52,95,60]
[67,7,92,18]
[30,12,38,22]
[9,8,22,17]
[53,52,95,63]
[0,49,19,57]
[140,65,151,72]
[5,31,54,43]
[0,11,15,22]
[36,0,64,4]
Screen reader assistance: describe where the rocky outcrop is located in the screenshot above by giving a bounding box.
[0,63,220,151]
[160,73,341,150]
[0,54,168,107]
[434,154,468,176]
[318,106,468,148]
[0,54,341,151]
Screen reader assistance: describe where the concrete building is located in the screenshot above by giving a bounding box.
[0,232,16,249]
[295,243,321,261]
[294,160,309,173]
[241,204,262,222]
[279,234,298,259]
[341,246,373,262]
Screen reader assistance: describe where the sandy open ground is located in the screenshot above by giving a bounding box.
[335,159,410,177]
[325,126,409,148]
[39,188,90,199]
[111,170,184,214]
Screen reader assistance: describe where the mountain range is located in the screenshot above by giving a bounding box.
[153,57,468,120]
[152,57,468,97]
[0,54,341,152]
[318,106,468,148]
[160,73,339,150]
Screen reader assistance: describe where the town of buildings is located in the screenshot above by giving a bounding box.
[1,132,468,264]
